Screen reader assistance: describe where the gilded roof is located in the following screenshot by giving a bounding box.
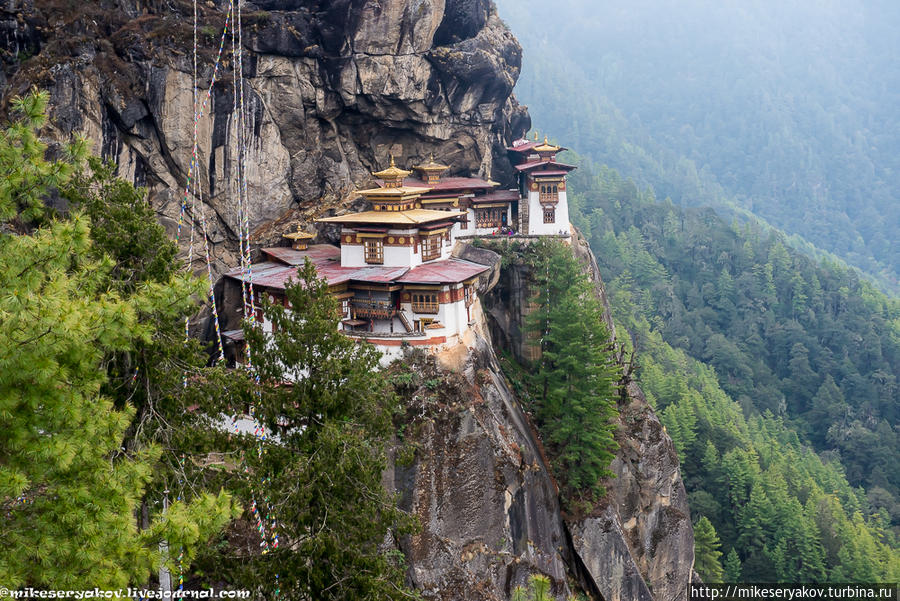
[282,225,316,240]
[356,185,432,197]
[372,155,412,180]
[316,208,467,225]
[413,153,450,173]
[534,136,561,153]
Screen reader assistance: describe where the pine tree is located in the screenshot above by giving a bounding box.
[204,259,417,599]
[808,375,845,445]
[694,516,725,582]
[0,91,232,587]
[723,548,742,582]
[527,240,621,500]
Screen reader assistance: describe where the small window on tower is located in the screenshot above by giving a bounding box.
[364,239,384,264]
[543,206,556,224]
[421,235,441,261]
[540,183,559,203]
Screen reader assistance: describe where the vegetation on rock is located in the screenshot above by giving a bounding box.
[483,238,621,507]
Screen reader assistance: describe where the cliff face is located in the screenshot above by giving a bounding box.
[479,233,696,601]
[2,1,695,598]
[1,0,529,272]
[387,338,576,600]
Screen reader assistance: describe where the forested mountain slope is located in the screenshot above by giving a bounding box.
[566,157,900,581]
[496,0,900,293]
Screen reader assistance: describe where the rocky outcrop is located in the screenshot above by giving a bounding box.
[0,0,529,274]
[479,235,696,601]
[580,379,694,601]
[388,339,574,600]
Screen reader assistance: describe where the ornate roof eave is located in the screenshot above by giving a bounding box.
[534,136,562,153]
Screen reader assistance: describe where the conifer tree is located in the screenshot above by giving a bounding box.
[0,91,232,587]
[203,259,417,599]
[527,240,620,500]
[723,548,742,582]
[694,516,725,582]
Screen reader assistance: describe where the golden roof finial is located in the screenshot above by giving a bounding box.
[373,155,413,183]
[412,153,449,174]
[535,136,561,153]
[533,131,539,141]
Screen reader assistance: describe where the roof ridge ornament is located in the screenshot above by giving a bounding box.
[372,155,413,186]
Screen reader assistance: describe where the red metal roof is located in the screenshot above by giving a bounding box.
[507,139,568,154]
[395,259,490,284]
[224,261,303,290]
[514,159,576,173]
[507,139,540,153]
[229,246,409,289]
[229,246,489,290]
[261,245,341,266]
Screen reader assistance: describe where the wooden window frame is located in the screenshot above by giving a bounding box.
[411,292,439,314]
[475,208,503,229]
[421,235,441,261]
[539,183,559,204]
[543,206,556,224]
[364,238,384,264]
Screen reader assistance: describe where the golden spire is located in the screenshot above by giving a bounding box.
[283,224,316,249]
[372,155,412,187]
[412,152,449,184]
[533,131,539,141]
[534,135,561,153]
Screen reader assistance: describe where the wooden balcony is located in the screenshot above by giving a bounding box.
[350,300,396,320]
[411,301,440,314]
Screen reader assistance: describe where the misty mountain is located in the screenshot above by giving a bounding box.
[496,0,900,292]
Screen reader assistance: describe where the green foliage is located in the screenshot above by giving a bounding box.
[511,574,552,601]
[0,91,231,586]
[198,260,417,600]
[565,159,900,581]
[571,157,900,506]
[502,240,622,503]
[0,90,87,224]
[723,548,742,582]
[694,516,725,582]
[64,156,178,290]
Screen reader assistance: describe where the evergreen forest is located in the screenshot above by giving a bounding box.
[0,92,415,598]
[566,156,900,581]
